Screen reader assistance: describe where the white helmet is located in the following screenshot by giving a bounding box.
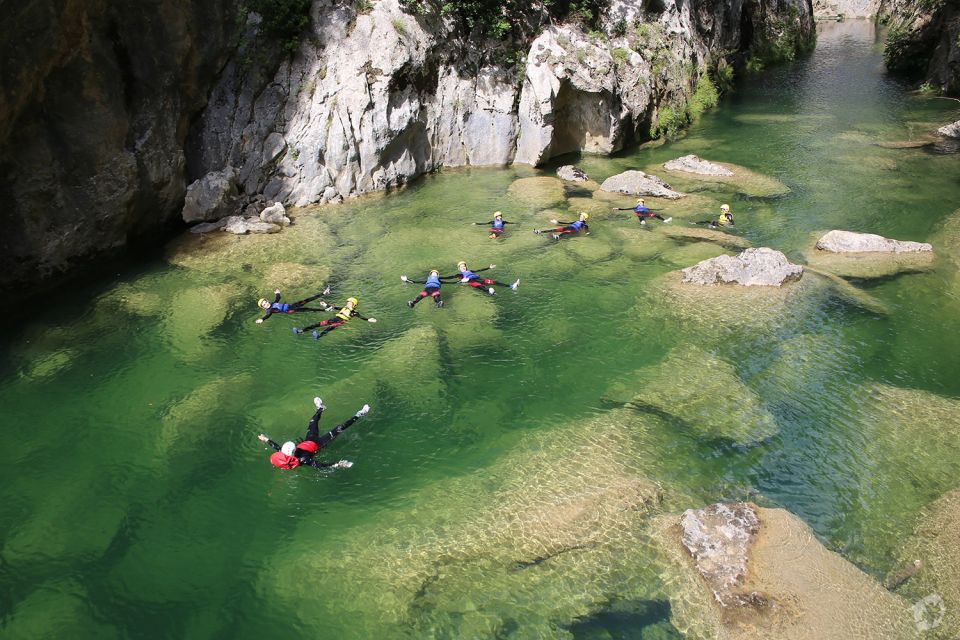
[281,442,297,456]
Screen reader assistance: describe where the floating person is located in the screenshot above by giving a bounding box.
[692,204,734,228]
[400,269,447,309]
[256,286,332,324]
[292,296,377,339]
[534,212,590,240]
[257,397,370,470]
[612,198,672,225]
[452,261,519,296]
[472,211,516,239]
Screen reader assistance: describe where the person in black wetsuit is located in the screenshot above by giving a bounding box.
[292,297,377,340]
[693,204,734,228]
[258,397,370,470]
[401,269,447,308]
[472,211,515,239]
[534,212,590,240]
[256,286,332,324]
[612,198,672,225]
[450,261,519,296]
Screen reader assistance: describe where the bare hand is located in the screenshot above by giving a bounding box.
[274,289,281,294]
[400,275,408,282]
[550,219,559,224]
[489,264,496,269]
[368,318,377,323]
[257,434,268,442]
[255,318,263,325]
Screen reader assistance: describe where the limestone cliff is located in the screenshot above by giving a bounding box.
[878,0,960,93]
[0,0,814,296]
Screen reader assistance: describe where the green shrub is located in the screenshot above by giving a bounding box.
[244,0,313,53]
[687,73,719,121]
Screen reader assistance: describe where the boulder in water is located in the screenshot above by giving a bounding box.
[651,503,916,639]
[182,167,240,223]
[599,170,684,199]
[681,248,803,287]
[259,202,291,226]
[556,165,590,182]
[815,230,932,253]
[663,154,734,177]
[937,120,960,138]
[243,219,282,234]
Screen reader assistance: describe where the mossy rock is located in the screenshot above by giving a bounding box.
[603,345,778,446]
[659,241,731,268]
[163,284,240,360]
[159,374,253,455]
[803,235,936,280]
[650,160,791,199]
[261,262,332,291]
[2,579,119,639]
[420,285,502,352]
[658,225,752,250]
[616,227,678,261]
[507,176,567,209]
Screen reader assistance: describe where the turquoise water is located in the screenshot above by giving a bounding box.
[2,20,960,638]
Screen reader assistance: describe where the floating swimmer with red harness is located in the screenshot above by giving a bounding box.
[292,296,377,340]
[534,212,590,240]
[450,261,519,296]
[401,269,449,308]
[472,211,516,239]
[257,397,370,470]
[611,198,672,225]
[255,286,332,324]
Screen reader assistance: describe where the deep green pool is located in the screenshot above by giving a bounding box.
[2,20,959,639]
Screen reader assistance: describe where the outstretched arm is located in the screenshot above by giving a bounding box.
[472,220,494,225]
[401,275,426,284]
[273,290,282,303]
[351,310,377,323]
[257,434,281,451]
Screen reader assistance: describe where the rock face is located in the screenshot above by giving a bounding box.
[0,0,815,296]
[653,503,916,639]
[599,170,684,199]
[879,0,960,93]
[813,0,880,18]
[938,120,960,138]
[182,168,241,223]
[556,165,590,182]
[682,248,804,286]
[816,229,933,253]
[259,202,290,226]
[664,154,734,177]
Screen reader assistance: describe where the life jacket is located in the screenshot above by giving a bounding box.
[425,273,442,288]
[270,451,300,469]
[461,270,478,280]
[492,219,504,230]
[634,205,650,216]
[570,220,584,231]
[297,440,319,453]
[271,302,290,313]
[335,305,354,321]
[718,212,733,226]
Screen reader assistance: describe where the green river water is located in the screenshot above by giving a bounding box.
[2,20,960,639]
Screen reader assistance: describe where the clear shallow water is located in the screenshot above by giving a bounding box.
[2,20,960,638]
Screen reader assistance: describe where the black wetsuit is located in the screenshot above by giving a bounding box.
[296,306,371,338]
[260,292,331,322]
[614,205,666,222]
[264,406,361,469]
[444,267,512,293]
[408,273,446,307]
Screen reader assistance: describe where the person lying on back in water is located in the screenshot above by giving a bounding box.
[472,211,515,239]
[612,198,672,225]
[256,286,332,324]
[257,397,370,470]
[292,296,377,339]
[401,269,447,308]
[449,261,519,296]
[693,204,734,228]
[534,212,590,240]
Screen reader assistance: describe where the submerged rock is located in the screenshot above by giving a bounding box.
[682,248,803,287]
[599,170,684,199]
[604,345,779,446]
[664,154,734,177]
[815,229,932,253]
[259,202,291,226]
[891,489,960,637]
[189,220,227,234]
[556,165,590,182]
[651,503,916,639]
[507,176,567,208]
[659,225,752,250]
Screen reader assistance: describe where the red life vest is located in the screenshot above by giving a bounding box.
[270,452,300,469]
[297,440,319,453]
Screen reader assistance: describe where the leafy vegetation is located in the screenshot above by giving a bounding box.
[649,72,720,140]
[242,0,313,53]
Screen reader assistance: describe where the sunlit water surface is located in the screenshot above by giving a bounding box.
[2,20,959,639]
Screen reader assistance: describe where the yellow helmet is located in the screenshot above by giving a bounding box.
[493,211,503,217]
[457,261,467,270]
[636,198,645,204]
[257,298,269,308]
[720,204,730,212]
[580,212,589,220]
[346,297,359,307]
[430,269,439,275]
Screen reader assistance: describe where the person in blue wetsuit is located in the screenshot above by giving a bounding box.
[534,212,590,240]
[450,261,519,296]
[472,211,515,239]
[401,269,448,308]
[612,198,671,225]
[256,286,332,324]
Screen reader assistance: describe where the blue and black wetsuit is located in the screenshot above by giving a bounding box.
[407,272,446,308]
[615,204,666,222]
[552,219,589,236]
[260,292,331,322]
[475,217,514,236]
[446,266,512,295]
